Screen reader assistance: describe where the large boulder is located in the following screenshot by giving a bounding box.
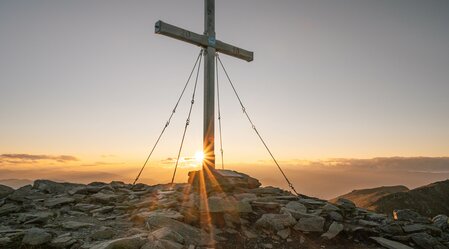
[255,213,297,231]
[188,169,261,193]
[293,216,325,232]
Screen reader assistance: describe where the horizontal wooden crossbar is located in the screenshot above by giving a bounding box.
[155,20,253,62]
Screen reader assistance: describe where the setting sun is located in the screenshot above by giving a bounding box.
[195,151,204,163]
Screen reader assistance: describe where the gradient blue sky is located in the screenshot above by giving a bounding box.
[1,0,448,165]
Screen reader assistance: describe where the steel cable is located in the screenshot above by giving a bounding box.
[132,50,203,185]
[216,54,300,195]
[170,50,203,184]
[216,55,225,170]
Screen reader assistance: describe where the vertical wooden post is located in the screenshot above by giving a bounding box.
[203,0,216,170]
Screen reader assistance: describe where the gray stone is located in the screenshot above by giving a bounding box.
[298,198,326,206]
[0,237,12,247]
[242,228,258,239]
[237,201,253,213]
[91,206,115,214]
[148,210,184,221]
[141,241,165,249]
[255,213,297,231]
[150,227,184,244]
[393,209,429,223]
[402,224,441,235]
[68,186,89,195]
[234,193,257,201]
[91,192,118,204]
[62,221,94,230]
[322,222,344,239]
[45,197,75,207]
[19,211,54,224]
[251,201,280,209]
[370,237,414,249]
[410,232,446,249]
[7,185,33,202]
[277,228,291,239]
[328,211,343,222]
[51,233,77,248]
[34,179,81,194]
[294,216,325,232]
[90,234,147,249]
[432,214,448,230]
[158,239,184,249]
[280,207,317,220]
[335,198,356,211]
[358,219,379,227]
[380,224,404,235]
[74,203,101,212]
[91,227,115,240]
[147,215,210,246]
[0,184,14,198]
[22,228,52,246]
[285,201,307,213]
[204,196,238,213]
[0,203,20,216]
[366,212,387,221]
[322,203,341,212]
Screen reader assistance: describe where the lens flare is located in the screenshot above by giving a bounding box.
[195,151,204,163]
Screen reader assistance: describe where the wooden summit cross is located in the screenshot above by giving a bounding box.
[155,0,253,172]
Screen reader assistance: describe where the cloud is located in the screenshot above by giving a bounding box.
[284,157,449,173]
[0,154,79,164]
[160,157,200,168]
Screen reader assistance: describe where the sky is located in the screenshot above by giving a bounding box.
[0,0,448,197]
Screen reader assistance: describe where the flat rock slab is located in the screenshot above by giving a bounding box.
[22,228,52,246]
[370,237,414,249]
[62,221,95,230]
[255,213,297,231]
[294,216,325,232]
[0,203,21,216]
[285,201,307,213]
[45,197,75,207]
[298,198,326,206]
[252,201,280,209]
[322,222,344,239]
[51,233,77,248]
[90,234,147,249]
[150,227,184,244]
[91,192,118,203]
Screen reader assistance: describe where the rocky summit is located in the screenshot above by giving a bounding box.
[0,173,449,249]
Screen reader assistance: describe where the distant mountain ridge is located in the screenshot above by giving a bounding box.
[330,185,409,209]
[0,179,33,189]
[332,179,449,217]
